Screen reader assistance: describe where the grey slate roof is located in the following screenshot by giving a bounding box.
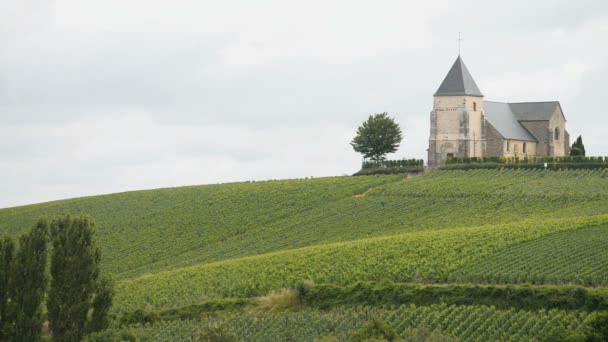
[484,101,537,141]
[509,102,561,121]
[434,56,484,97]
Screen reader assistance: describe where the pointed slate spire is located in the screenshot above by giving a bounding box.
[434,56,483,97]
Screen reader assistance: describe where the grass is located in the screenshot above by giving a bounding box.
[3,169,608,340]
[2,169,608,280]
[113,215,608,312]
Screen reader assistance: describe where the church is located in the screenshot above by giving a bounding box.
[428,56,570,168]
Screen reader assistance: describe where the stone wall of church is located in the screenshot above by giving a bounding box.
[503,139,537,158]
[549,110,568,156]
[520,121,550,156]
[428,96,485,167]
[484,123,504,157]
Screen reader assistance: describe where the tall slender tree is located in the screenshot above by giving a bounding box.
[48,215,101,342]
[571,135,586,156]
[88,275,115,333]
[4,220,49,341]
[0,235,16,340]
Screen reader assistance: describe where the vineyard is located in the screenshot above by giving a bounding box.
[113,216,608,312]
[108,304,594,341]
[2,169,608,340]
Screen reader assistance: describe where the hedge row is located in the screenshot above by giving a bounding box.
[362,159,424,169]
[440,162,608,171]
[298,281,608,312]
[446,156,608,165]
[353,166,424,176]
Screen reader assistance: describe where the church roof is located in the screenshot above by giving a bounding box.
[484,101,537,141]
[509,102,562,121]
[434,56,483,97]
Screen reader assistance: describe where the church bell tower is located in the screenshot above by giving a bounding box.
[428,56,486,168]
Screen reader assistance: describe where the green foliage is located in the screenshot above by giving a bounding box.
[198,324,238,342]
[88,275,116,333]
[114,215,608,312]
[0,234,15,340]
[3,170,608,284]
[3,220,49,341]
[353,166,424,176]
[572,135,586,156]
[0,176,401,280]
[350,319,398,341]
[118,298,253,326]
[48,215,101,342]
[300,281,608,312]
[111,304,593,341]
[351,113,403,162]
[118,309,159,327]
[362,158,424,169]
[586,311,608,341]
[571,146,583,156]
[453,225,608,286]
[84,328,144,342]
[3,170,608,340]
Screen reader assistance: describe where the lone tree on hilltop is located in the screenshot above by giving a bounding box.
[570,135,586,156]
[351,113,403,162]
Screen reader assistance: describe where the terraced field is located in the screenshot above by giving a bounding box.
[2,169,608,340]
[123,304,595,341]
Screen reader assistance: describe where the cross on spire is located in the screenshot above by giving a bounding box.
[457,32,463,55]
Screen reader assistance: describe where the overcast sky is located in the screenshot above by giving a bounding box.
[1,0,607,208]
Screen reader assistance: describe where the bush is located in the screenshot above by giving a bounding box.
[118,309,159,326]
[199,324,238,342]
[350,319,398,342]
[299,281,608,311]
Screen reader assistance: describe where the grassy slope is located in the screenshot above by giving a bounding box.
[3,169,608,339]
[2,169,608,280]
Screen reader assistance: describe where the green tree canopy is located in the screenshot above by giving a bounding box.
[350,113,403,162]
[0,235,15,340]
[48,215,101,342]
[571,135,586,156]
[4,220,49,341]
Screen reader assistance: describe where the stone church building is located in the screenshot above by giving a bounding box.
[428,56,570,167]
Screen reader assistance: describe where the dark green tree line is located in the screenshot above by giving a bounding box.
[0,215,113,341]
[4,220,49,341]
[0,234,16,340]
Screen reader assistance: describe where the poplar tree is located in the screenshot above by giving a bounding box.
[48,215,101,342]
[571,135,586,156]
[4,220,49,341]
[0,235,16,340]
[88,275,115,333]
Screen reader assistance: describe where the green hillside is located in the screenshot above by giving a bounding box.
[1,169,608,341]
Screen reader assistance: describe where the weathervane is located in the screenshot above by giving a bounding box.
[457,32,463,55]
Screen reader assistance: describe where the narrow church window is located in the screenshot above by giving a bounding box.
[523,142,527,153]
[554,128,560,140]
[473,102,477,111]
[506,141,510,152]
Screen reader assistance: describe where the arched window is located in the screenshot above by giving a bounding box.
[506,141,510,152]
[554,128,560,140]
[473,102,477,111]
[523,142,527,153]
